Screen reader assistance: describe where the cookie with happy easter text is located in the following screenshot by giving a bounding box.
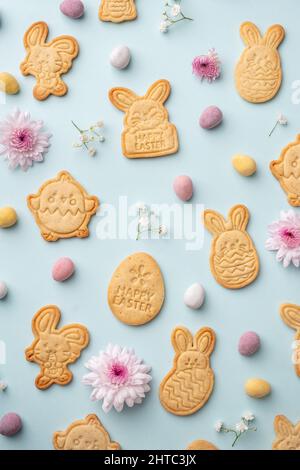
[186,440,218,450]
[108,252,165,326]
[25,305,89,390]
[272,415,300,450]
[27,170,99,242]
[203,204,259,289]
[20,21,79,101]
[99,0,137,23]
[53,414,121,450]
[160,326,216,416]
[109,79,179,158]
[235,22,285,103]
[270,136,300,206]
[280,303,300,378]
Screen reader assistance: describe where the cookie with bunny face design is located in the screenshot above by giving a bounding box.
[109,79,179,158]
[203,205,259,289]
[99,0,137,23]
[160,326,216,416]
[53,415,121,450]
[235,22,285,103]
[20,21,79,101]
[270,136,300,207]
[280,303,300,378]
[27,171,99,242]
[25,305,89,390]
[273,415,300,450]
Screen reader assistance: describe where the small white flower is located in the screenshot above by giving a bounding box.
[73,142,82,148]
[80,133,89,143]
[98,135,105,142]
[160,20,170,33]
[242,411,255,422]
[0,381,7,391]
[171,4,181,17]
[96,120,104,128]
[139,216,150,228]
[159,224,168,236]
[214,420,223,432]
[88,147,97,157]
[235,421,248,433]
[278,113,288,126]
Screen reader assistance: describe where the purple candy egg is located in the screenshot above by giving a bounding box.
[199,105,223,129]
[238,331,261,356]
[52,257,75,282]
[173,175,193,201]
[0,413,22,436]
[60,0,84,19]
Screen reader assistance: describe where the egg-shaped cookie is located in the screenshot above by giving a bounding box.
[108,252,165,326]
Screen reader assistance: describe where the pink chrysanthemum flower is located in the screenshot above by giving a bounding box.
[82,344,152,413]
[192,49,221,82]
[0,109,51,171]
[266,210,300,267]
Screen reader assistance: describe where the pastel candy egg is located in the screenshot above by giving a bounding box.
[0,207,17,228]
[0,413,22,436]
[110,45,131,70]
[184,283,205,309]
[52,257,75,282]
[60,0,84,18]
[245,378,271,398]
[0,73,20,95]
[0,282,8,300]
[238,331,260,356]
[199,106,223,129]
[173,175,193,201]
[232,154,256,176]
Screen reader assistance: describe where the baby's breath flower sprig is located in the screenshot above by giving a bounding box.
[71,120,105,157]
[0,380,7,392]
[160,1,193,33]
[215,412,257,447]
[269,112,288,137]
[135,203,168,240]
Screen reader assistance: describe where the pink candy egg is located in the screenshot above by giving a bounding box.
[0,413,22,436]
[52,257,75,282]
[238,331,260,356]
[173,175,193,201]
[199,105,223,129]
[60,0,84,19]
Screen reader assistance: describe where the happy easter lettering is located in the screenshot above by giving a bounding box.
[113,285,155,314]
[134,131,165,152]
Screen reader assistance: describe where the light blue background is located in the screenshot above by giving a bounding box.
[0,0,299,451]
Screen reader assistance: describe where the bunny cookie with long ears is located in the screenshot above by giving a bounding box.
[270,136,300,207]
[235,22,285,103]
[159,326,216,416]
[203,205,259,289]
[20,21,79,101]
[25,305,89,390]
[99,0,137,23]
[109,79,179,158]
[273,415,300,450]
[280,303,300,377]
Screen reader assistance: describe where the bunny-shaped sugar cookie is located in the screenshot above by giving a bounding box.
[270,136,300,206]
[159,326,216,416]
[203,205,259,289]
[20,21,79,101]
[280,303,300,377]
[109,79,179,158]
[25,305,89,390]
[53,414,121,450]
[99,0,137,23]
[272,415,300,450]
[235,22,285,103]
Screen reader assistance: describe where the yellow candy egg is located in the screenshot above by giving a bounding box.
[232,154,257,176]
[0,207,18,228]
[0,72,20,95]
[245,378,271,398]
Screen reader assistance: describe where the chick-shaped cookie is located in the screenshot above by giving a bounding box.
[272,415,300,450]
[53,414,121,450]
[270,135,300,206]
[27,171,99,241]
